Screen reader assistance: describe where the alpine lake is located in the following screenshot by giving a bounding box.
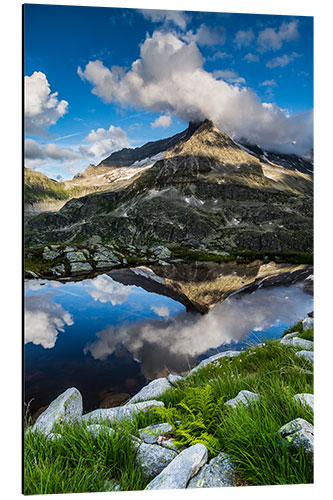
[24,260,313,418]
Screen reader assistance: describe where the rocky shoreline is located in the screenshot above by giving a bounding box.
[25,315,314,491]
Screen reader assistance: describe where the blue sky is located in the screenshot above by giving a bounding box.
[24,4,313,179]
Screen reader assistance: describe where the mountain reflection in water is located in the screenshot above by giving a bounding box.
[24,261,313,415]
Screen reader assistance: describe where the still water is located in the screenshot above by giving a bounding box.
[24,267,313,415]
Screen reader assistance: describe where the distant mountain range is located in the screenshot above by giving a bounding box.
[24,119,313,254]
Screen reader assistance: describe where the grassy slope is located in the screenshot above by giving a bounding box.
[24,323,313,494]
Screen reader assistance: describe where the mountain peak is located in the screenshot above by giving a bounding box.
[186,119,216,137]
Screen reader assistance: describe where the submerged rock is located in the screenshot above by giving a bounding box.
[296,350,314,362]
[293,393,314,411]
[127,378,172,404]
[145,443,208,490]
[278,418,314,455]
[187,351,241,376]
[139,423,173,444]
[136,442,177,479]
[224,390,259,408]
[32,387,83,434]
[82,400,164,424]
[187,452,235,488]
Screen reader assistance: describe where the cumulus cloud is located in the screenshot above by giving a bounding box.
[207,51,232,62]
[78,30,312,155]
[243,52,259,63]
[151,114,172,128]
[25,294,74,349]
[257,21,299,52]
[234,28,254,49]
[25,71,68,135]
[260,79,278,87]
[86,275,131,305]
[183,24,226,47]
[84,285,313,379]
[151,305,170,317]
[139,8,189,30]
[266,52,300,68]
[82,125,130,160]
[24,139,81,162]
[213,70,246,85]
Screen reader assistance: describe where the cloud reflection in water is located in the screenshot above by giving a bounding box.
[84,285,313,379]
[25,293,74,349]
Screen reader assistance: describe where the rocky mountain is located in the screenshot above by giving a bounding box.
[24,119,313,255]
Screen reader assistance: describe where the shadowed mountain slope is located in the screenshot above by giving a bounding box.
[24,120,313,254]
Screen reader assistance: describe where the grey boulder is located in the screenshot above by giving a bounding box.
[302,317,314,330]
[32,387,83,435]
[296,350,314,362]
[187,452,235,488]
[188,351,241,376]
[168,374,183,385]
[225,390,259,408]
[278,418,314,455]
[70,262,93,273]
[145,443,208,490]
[127,378,172,404]
[86,424,115,438]
[280,336,313,350]
[43,247,62,261]
[156,436,181,453]
[136,442,177,479]
[293,393,314,411]
[82,400,164,424]
[139,423,173,444]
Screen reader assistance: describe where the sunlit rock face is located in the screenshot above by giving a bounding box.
[24,120,313,254]
[109,260,312,314]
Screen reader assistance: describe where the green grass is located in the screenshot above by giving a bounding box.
[24,324,313,494]
[156,339,313,485]
[282,319,314,342]
[24,419,150,495]
[169,246,313,265]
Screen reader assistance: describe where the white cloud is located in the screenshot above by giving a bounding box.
[82,125,130,161]
[139,9,189,30]
[260,79,278,87]
[24,138,81,162]
[243,52,259,63]
[234,29,254,49]
[207,51,232,62]
[183,24,226,47]
[25,294,73,349]
[266,52,300,68]
[151,114,172,128]
[24,72,68,135]
[78,30,312,155]
[151,305,170,317]
[86,275,130,305]
[257,21,299,52]
[84,285,313,379]
[213,70,246,85]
